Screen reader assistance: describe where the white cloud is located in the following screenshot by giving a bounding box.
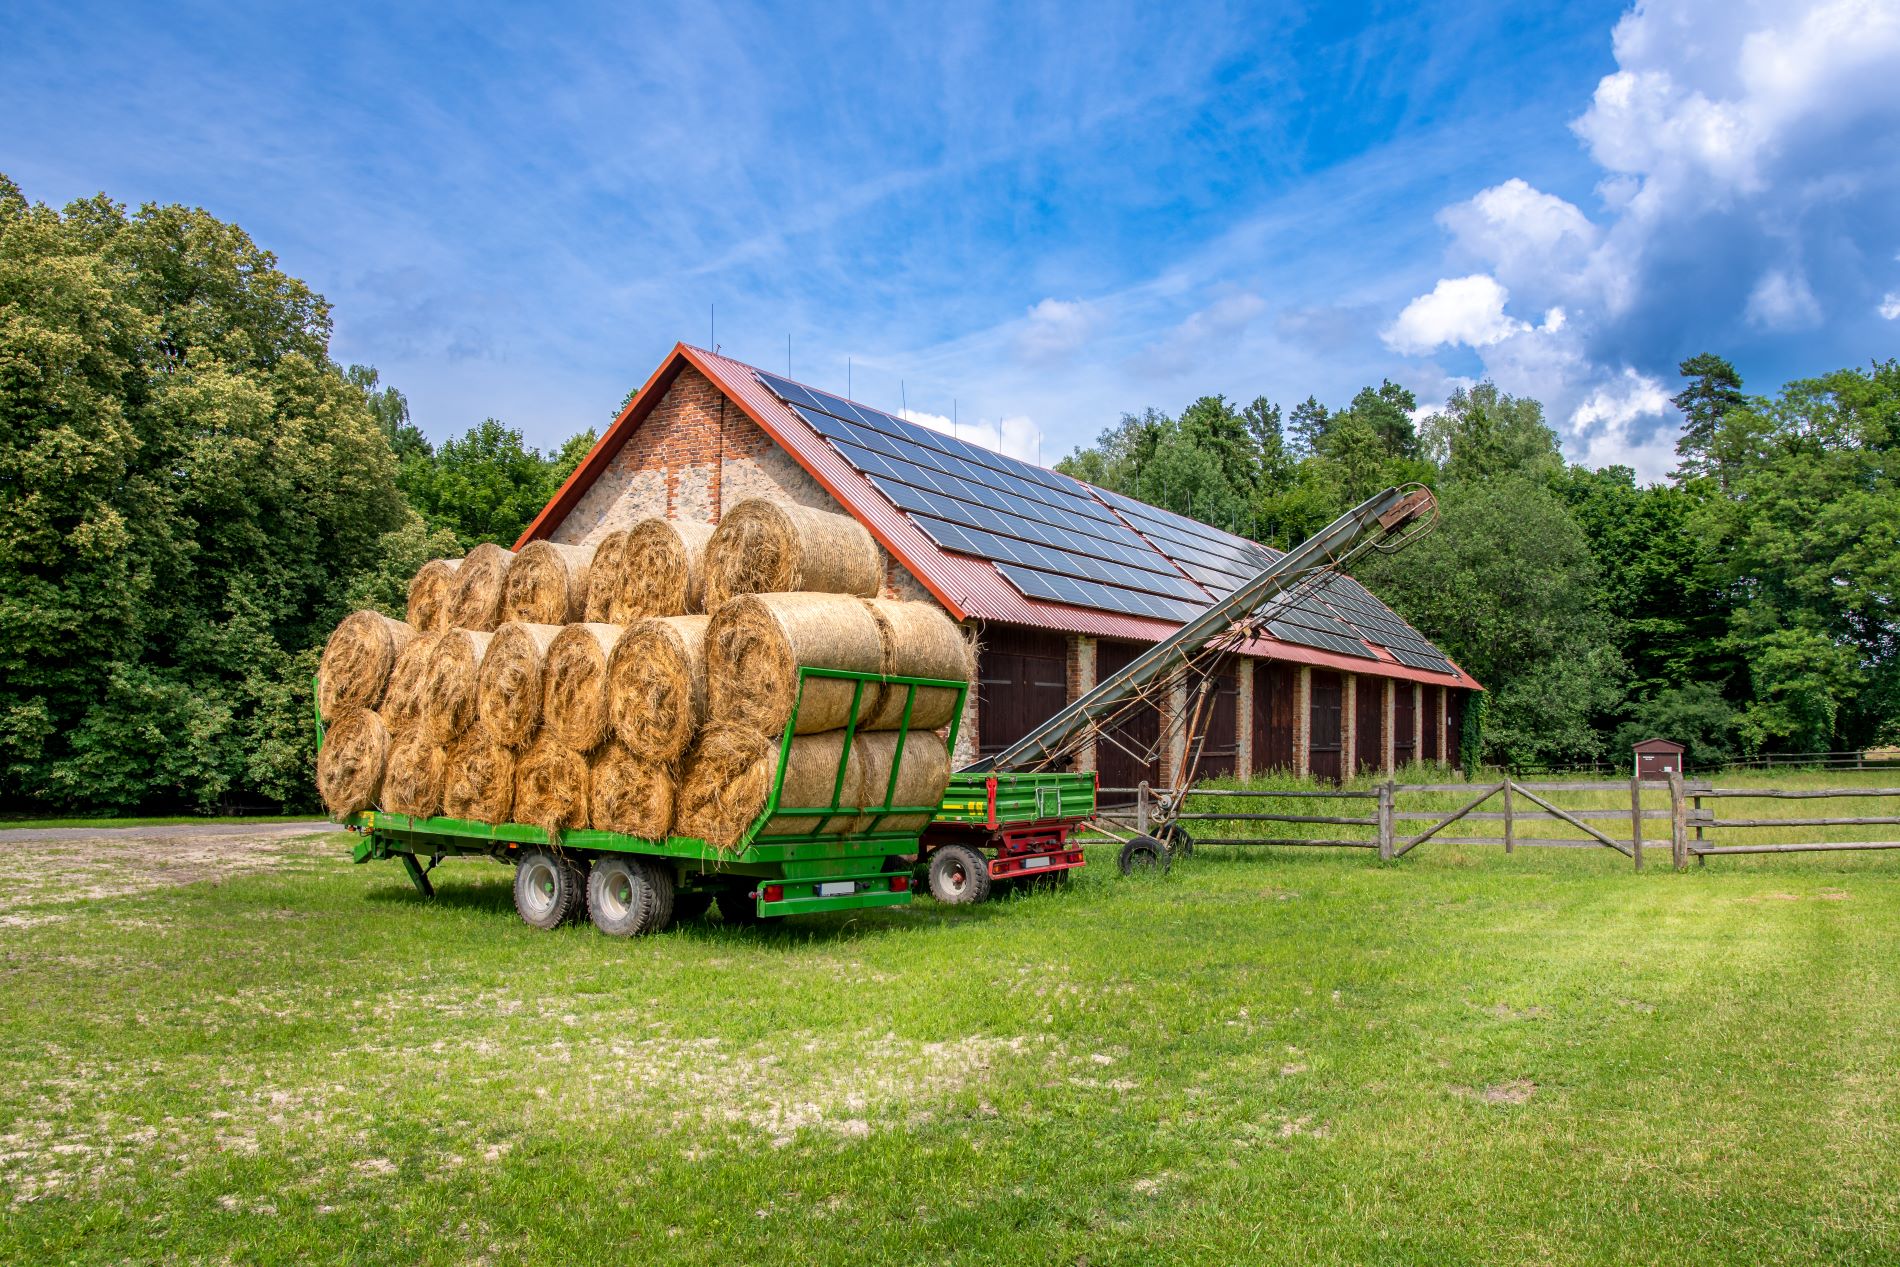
[1878,292,1900,320]
[1570,368,1676,481]
[1381,275,1526,355]
[1013,297,1099,364]
[1134,289,1267,376]
[1437,179,1599,305]
[901,408,1046,466]
[1746,268,1823,329]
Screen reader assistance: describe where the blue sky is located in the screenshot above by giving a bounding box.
[6,0,1898,480]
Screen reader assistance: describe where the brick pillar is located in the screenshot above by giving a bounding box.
[1382,678,1396,776]
[1066,635,1097,774]
[952,622,981,769]
[1164,677,1188,788]
[1235,658,1255,779]
[1439,685,1451,768]
[1293,666,1312,780]
[1412,683,1424,759]
[1341,674,1357,778]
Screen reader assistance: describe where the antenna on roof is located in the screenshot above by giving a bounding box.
[953,398,959,442]
[901,380,907,418]
[709,303,715,351]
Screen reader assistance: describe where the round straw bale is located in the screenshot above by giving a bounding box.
[588,742,676,839]
[501,540,596,625]
[675,724,874,848]
[859,598,973,730]
[582,530,630,622]
[607,614,710,763]
[316,707,389,819]
[851,730,951,834]
[381,730,447,819]
[617,518,716,619]
[476,622,563,748]
[441,732,515,824]
[514,736,590,838]
[702,499,880,610]
[380,631,440,735]
[705,592,886,734]
[406,558,463,633]
[542,622,625,752]
[421,629,494,745]
[317,610,415,720]
[447,542,516,632]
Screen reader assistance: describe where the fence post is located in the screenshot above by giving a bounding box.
[1377,781,1395,861]
[1502,779,1515,854]
[1669,772,1687,871]
[1629,777,1644,872]
[1136,781,1151,836]
[1693,791,1705,867]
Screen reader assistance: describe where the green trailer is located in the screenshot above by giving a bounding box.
[323,665,1094,933]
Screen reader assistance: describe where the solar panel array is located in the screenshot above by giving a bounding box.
[751,369,1459,677]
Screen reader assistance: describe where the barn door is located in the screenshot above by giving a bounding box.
[1423,688,1442,764]
[1309,670,1343,784]
[1393,685,1416,769]
[1095,639,1160,804]
[977,626,1067,761]
[1252,661,1296,774]
[1354,676,1384,775]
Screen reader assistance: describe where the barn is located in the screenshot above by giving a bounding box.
[517,343,1478,787]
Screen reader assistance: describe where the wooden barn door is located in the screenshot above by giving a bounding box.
[1422,688,1442,764]
[1309,670,1343,784]
[1252,661,1297,774]
[1095,639,1159,804]
[1354,676,1384,775]
[977,626,1068,763]
[1392,683,1416,768]
[1446,691,1465,770]
[1188,660,1239,779]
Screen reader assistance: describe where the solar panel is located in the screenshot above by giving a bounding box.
[752,367,1462,674]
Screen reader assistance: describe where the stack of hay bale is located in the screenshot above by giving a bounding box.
[314,499,970,849]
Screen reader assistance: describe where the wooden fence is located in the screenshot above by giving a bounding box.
[1091,775,1900,871]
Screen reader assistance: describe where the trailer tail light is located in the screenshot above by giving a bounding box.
[761,884,783,903]
[889,873,910,893]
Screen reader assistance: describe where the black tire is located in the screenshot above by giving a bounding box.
[514,849,586,930]
[928,844,991,905]
[715,886,763,926]
[1157,823,1194,859]
[1118,835,1172,877]
[587,856,675,936]
[672,892,714,923]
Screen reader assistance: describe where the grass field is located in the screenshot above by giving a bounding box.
[0,814,312,831]
[2,774,1898,1264]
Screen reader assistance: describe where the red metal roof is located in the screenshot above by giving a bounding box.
[522,342,1479,691]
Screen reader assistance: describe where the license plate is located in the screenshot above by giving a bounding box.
[1023,856,1051,869]
[816,881,857,897]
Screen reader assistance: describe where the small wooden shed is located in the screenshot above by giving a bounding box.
[1632,737,1686,779]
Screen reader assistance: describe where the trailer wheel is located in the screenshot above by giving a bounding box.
[1158,824,1194,859]
[514,849,585,930]
[1118,835,1172,877]
[928,844,991,905]
[587,857,675,936]
[714,886,762,926]
[672,892,714,923]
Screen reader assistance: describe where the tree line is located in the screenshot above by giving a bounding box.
[1057,356,1899,770]
[2,176,1893,811]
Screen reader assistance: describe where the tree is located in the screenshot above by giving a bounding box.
[1672,352,1744,477]
[1419,381,1562,484]
[398,418,566,549]
[1288,396,1329,455]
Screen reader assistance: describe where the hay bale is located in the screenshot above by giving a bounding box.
[441,732,515,823]
[860,598,973,730]
[501,540,596,625]
[381,730,447,819]
[513,736,590,837]
[607,614,710,764]
[447,542,516,632]
[476,622,563,748]
[406,558,462,633]
[583,530,630,621]
[851,730,951,833]
[702,499,880,610]
[704,592,885,735]
[542,622,625,752]
[588,742,675,839]
[316,707,389,819]
[674,724,871,849]
[617,518,715,618]
[380,631,440,735]
[317,610,415,720]
[421,629,494,745]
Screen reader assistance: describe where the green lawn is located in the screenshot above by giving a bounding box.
[2,805,1897,1263]
[0,814,314,831]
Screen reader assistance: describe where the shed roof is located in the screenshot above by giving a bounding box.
[520,343,1477,690]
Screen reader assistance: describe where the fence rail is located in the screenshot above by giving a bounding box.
[1091,774,1900,870]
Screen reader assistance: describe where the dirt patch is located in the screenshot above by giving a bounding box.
[0,823,335,913]
[1454,1079,1537,1105]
